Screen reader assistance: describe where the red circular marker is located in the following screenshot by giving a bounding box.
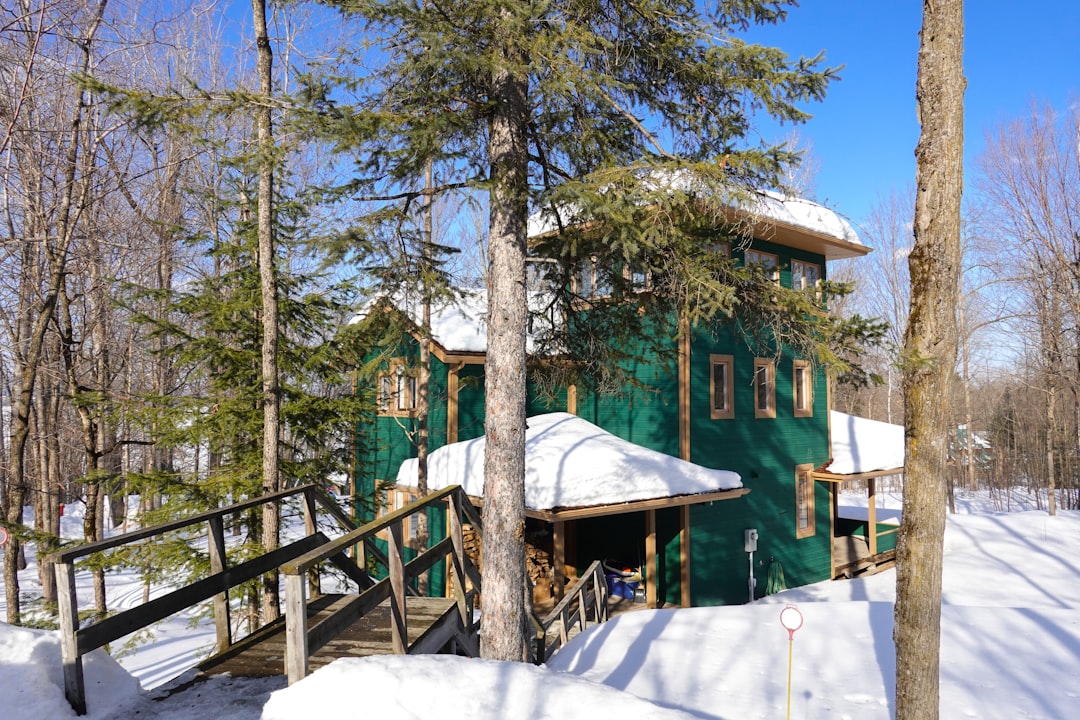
[779,604,803,640]
[0,527,8,547]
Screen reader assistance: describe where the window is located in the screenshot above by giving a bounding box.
[709,354,734,419]
[377,361,417,416]
[791,260,821,297]
[795,464,816,538]
[378,375,392,413]
[753,358,775,419]
[793,360,813,417]
[744,249,779,284]
[575,254,612,298]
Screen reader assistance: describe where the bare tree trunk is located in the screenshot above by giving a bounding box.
[252,0,282,623]
[416,160,433,595]
[895,2,965,718]
[3,0,107,624]
[480,17,529,661]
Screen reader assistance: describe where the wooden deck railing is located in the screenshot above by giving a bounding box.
[529,559,609,664]
[281,485,483,685]
[51,484,352,715]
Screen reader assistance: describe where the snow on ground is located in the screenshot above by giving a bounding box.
[397,412,742,511]
[2,489,1079,719]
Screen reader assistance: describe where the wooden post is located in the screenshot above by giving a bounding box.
[207,516,232,652]
[56,561,86,715]
[645,509,658,608]
[680,505,691,607]
[449,493,468,628]
[552,520,566,601]
[388,520,408,654]
[302,488,320,597]
[284,572,308,685]
[867,477,879,556]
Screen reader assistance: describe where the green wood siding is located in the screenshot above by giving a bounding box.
[355,238,845,607]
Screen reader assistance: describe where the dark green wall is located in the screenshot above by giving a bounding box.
[355,238,837,607]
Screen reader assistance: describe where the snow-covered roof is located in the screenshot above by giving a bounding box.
[396,412,742,513]
[367,289,558,355]
[827,411,905,475]
[527,174,861,248]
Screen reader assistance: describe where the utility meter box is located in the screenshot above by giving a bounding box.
[744,528,759,553]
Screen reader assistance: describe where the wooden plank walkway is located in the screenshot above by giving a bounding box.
[197,595,459,678]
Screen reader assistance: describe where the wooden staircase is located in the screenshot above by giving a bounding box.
[52,484,482,715]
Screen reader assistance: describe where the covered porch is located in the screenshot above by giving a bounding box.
[396,412,749,609]
[815,411,904,578]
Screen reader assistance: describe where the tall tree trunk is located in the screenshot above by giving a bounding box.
[252,0,282,623]
[895,1,965,717]
[481,17,529,662]
[416,159,433,594]
[3,0,107,624]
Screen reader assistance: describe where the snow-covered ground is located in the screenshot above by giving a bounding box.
[2,488,1079,719]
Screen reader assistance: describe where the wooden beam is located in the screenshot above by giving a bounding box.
[645,509,657,608]
[566,384,577,415]
[867,477,878,556]
[284,573,308,685]
[52,484,317,563]
[680,505,691,608]
[388,521,408,654]
[553,520,566,601]
[525,487,752,522]
[207,516,231,653]
[447,362,461,444]
[56,561,85,715]
[678,314,691,461]
[812,468,904,483]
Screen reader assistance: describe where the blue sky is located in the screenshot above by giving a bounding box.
[743,1,1080,232]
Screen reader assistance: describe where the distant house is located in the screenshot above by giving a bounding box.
[354,193,888,606]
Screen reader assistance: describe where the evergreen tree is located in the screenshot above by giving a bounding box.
[308,0,849,659]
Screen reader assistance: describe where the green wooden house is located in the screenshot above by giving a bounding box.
[354,194,879,607]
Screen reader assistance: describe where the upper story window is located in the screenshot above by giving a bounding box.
[574,254,612,299]
[791,260,822,296]
[793,359,813,417]
[709,354,734,420]
[744,249,779,285]
[753,357,776,419]
[377,361,417,416]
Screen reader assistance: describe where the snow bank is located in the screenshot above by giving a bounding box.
[397,412,741,512]
[262,655,701,720]
[0,623,141,720]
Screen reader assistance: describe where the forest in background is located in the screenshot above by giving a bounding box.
[1,0,1077,628]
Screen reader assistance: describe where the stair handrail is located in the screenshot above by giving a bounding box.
[51,483,349,715]
[282,484,481,684]
[529,559,609,663]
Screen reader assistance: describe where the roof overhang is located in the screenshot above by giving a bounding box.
[459,487,751,523]
[721,206,871,261]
